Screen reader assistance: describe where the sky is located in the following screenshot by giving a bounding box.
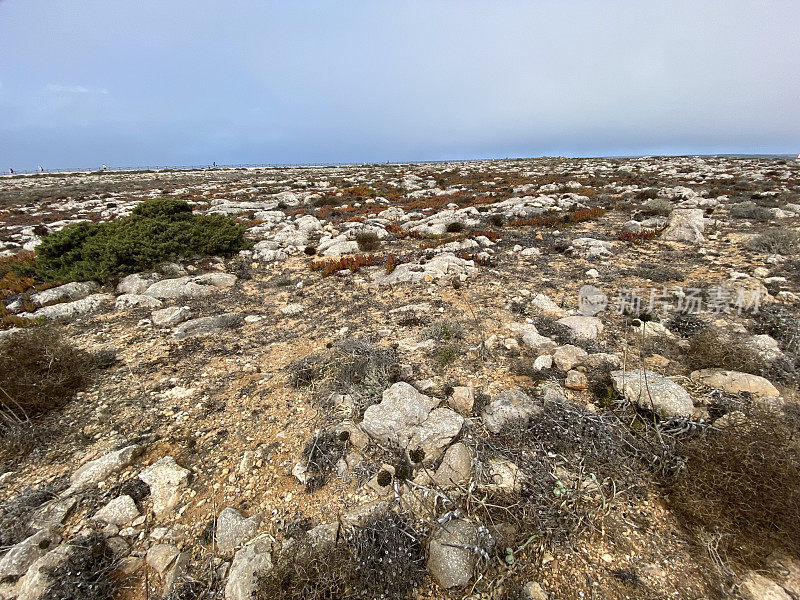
[1,0,799,171]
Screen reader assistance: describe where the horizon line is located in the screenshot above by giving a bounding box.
[3,152,798,178]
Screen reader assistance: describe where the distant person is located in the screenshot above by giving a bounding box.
[213,161,217,169]
[8,168,13,175]
[101,164,107,171]
[38,165,44,173]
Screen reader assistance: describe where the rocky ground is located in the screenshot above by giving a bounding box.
[1,156,799,600]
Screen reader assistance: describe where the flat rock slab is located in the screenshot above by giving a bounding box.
[144,274,236,299]
[610,369,693,417]
[67,444,143,493]
[30,281,98,305]
[172,313,242,339]
[24,294,113,320]
[115,294,163,310]
[556,316,604,340]
[690,369,780,398]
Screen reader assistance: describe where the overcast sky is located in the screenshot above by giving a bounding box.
[1,0,798,171]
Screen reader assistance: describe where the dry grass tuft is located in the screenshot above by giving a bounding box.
[289,338,398,419]
[257,512,425,600]
[749,228,800,255]
[686,327,796,384]
[668,408,800,566]
[355,230,381,252]
[0,328,97,421]
[41,532,120,600]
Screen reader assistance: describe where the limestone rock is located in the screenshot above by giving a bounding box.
[146,544,180,576]
[216,508,262,556]
[115,294,163,310]
[409,408,464,461]
[433,443,472,488]
[67,445,143,493]
[117,273,153,295]
[553,344,588,371]
[138,457,191,519]
[93,495,140,527]
[31,281,98,305]
[448,386,474,415]
[565,370,588,390]
[14,544,72,600]
[663,208,705,243]
[556,316,604,340]
[225,538,273,600]
[0,530,59,583]
[172,313,242,339]
[152,305,192,326]
[360,382,438,448]
[481,389,542,434]
[25,294,113,320]
[427,519,479,589]
[690,369,780,398]
[739,571,792,600]
[610,370,693,417]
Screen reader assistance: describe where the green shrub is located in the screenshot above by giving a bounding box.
[749,228,800,255]
[729,200,771,221]
[640,198,673,216]
[446,221,465,233]
[489,214,506,227]
[33,198,247,283]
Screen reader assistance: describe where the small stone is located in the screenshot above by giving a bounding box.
[280,303,304,316]
[427,519,479,589]
[645,354,670,368]
[448,386,474,415]
[565,370,588,390]
[521,581,548,600]
[483,458,522,493]
[553,345,588,371]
